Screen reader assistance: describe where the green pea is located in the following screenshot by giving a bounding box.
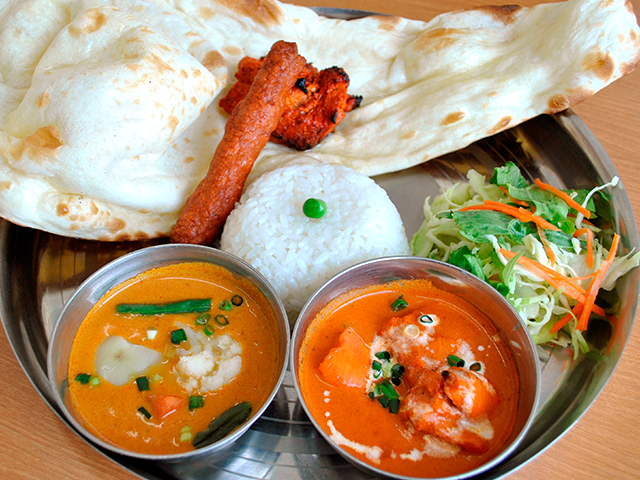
[303,198,327,218]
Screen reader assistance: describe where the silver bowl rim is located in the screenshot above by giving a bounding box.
[46,242,291,461]
[290,255,542,480]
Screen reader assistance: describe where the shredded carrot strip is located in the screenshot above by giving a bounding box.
[590,303,606,317]
[576,234,620,331]
[460,201,560,231]
[518,207,559,231]
[501,248,605,318]
[574,228,594,269]
[534,178,591,219]
[573,272,597,281]
[500,249,585,297]
[499,186,530,207]
[550,303,583,334]
[537,225,556,267]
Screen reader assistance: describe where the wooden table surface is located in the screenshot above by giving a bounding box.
[1,0,639,478]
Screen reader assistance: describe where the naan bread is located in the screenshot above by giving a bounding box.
[0,0,638,240]
[0,0,226,239]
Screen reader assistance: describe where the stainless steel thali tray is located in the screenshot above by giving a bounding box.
[2,110,638,480]
[1,9,639,480]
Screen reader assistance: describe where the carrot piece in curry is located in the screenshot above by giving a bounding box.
[149,394,183,419]
[318,327,371,388]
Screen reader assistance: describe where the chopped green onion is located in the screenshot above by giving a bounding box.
[138,406,152,419]
[368,391,376,399]
[147,327,158,340]
[89,376,101,386]
[379,380,399,400]
[391,363,405,377]
[391,295,408,312]
[171,328,188,344]
[377,395,389,409]
[219,300,232,311]
[372,360,382,371]
[447,354,465,367]
[388,398,400,414]
[189,395,205,410]
[470,362,482,372]
[75,373,91,384]
[418,314,434,324]
[375,351,391,361]
[152,373,163,383]
[391,364,405,385]
[179,431,193,443]
[214,314,229,326]
[195,313,211,325]
[180,425,192,433]
[231,295,244,306]
[373,370,381,379]
[116,299,211,315]
[203,324,215,336]
[302,198,327,218]
[136,376,150,391]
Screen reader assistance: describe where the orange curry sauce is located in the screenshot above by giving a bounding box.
[298,279,519,478]
[68,262,280,455]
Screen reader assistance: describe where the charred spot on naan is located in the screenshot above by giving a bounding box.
[401,130,417,140]
[487,116,512,135]
[23,126,63,160]
[201,50,226,72]
[54,195,161,241]
[68,8,109,37]
[216,0,284,26]
[546,86,594,114]
[583,50,615,81]
[373,15,403,32]
[36,91,50,109]
[467,4,522,24]
[167,116,180,136]
[443,111,466,125]
[414,28,465,53]
[106,230,154,242]
[57,203,70,217]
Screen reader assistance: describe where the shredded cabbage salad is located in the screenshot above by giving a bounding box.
[410,162,640,358]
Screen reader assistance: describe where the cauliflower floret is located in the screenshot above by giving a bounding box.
[174,330,243,394]
[217,333,242,356]
[200,355,242,392]
[177,350,216,377]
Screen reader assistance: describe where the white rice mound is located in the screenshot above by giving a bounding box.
[220,160,411,321]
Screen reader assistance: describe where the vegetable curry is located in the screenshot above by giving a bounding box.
[68,262,280,455]
[298,278,520,477]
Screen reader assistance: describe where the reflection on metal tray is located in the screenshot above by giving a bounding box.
[1,109,638,480]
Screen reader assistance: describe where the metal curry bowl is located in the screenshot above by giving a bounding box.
[46,243,290,462]
[291,256,540,479]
